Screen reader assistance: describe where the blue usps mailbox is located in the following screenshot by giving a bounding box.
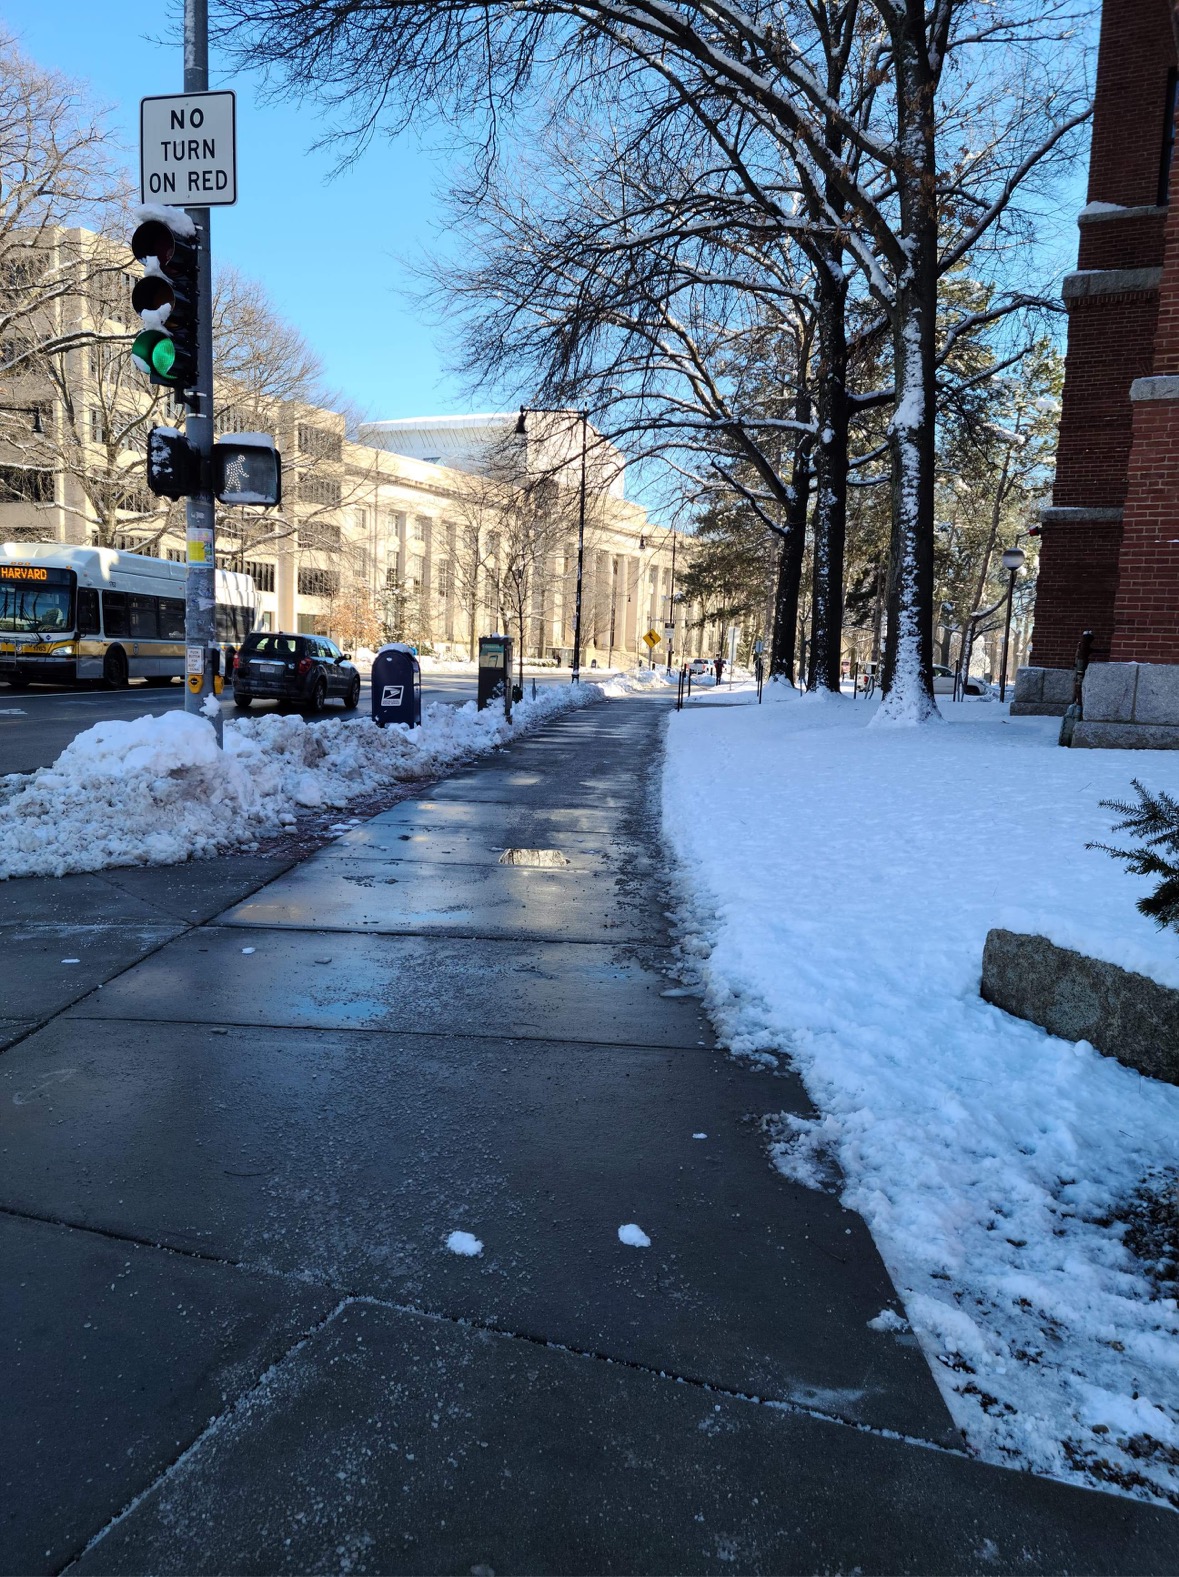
[371,643,421,728]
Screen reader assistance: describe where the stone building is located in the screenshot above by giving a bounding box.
[0,227,701,669]
[1018,0,1179,742]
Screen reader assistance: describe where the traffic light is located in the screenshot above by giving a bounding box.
[129,215,198,391]
[146,425,197,500]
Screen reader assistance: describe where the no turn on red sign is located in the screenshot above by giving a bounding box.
[140,91,237,206]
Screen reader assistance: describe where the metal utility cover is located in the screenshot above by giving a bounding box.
[140,91,237,206]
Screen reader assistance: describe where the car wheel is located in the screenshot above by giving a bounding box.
[234,693,253,710]
[343,676,361,711]
[103,647,129,690]
[305,674,327,714]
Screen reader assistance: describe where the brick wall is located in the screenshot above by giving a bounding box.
[1029,0,1177,670]
[1084,0,1174,209]
[1030,519,1123,669]
[1053,291,1160,508]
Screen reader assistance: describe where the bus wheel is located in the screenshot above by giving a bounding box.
[103,647,129,690]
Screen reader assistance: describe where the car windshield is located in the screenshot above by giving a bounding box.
[246,634,299,657]
[0,583,73,634]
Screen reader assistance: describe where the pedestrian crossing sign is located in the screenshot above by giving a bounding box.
[643,629,661,649]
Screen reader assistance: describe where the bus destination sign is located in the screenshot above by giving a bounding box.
[0,564,57,583]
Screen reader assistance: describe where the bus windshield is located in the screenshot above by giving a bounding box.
[0,583,74,634]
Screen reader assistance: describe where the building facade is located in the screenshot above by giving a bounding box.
[0,227,702,669]
[1021,0,1179,742]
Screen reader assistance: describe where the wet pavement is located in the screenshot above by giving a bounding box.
[3,696,1179,1573]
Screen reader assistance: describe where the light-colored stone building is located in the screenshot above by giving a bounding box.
[0,226,699,668]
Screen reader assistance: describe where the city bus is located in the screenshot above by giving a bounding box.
[0,543,260,689]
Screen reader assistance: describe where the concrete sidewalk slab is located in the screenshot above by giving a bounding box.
[75,1300,1179,1577]
[0,1213,333,1575]
[0,919,182,1020]
[0,1020,34,1049]
[65,928,713,1048]
[0,1018,949,1441]
[365,798,624,838]
[217,857,653,942]
[326,823,616,868]
[97,856,297,924]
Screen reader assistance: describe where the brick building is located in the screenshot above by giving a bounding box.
[1019,0,1179,742]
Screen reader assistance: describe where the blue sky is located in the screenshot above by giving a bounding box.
[3,0,473,421]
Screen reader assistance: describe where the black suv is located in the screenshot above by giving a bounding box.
[232,632,361,714]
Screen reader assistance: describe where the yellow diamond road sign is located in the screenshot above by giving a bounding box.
[643,628,661,649]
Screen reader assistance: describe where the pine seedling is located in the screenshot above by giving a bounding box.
[1090,780,1179,931]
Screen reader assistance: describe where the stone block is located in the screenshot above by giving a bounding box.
[1010,667,1074,717]
[982,929,1179,1085]
[1131,663,1179,724]
[1082,661,1138,722]
[1072,720,1179,749]
[1012,667,1043,705]
[1041,668,1077,706]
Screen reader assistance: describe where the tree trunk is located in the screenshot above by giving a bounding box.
[808,167,849,692]
[770,412,812,684]
[875,7,939,726]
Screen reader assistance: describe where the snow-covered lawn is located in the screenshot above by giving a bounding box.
[664,686,1179,1508]
[0,682,608,880]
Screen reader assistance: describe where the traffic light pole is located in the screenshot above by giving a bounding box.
[183,0,221,745]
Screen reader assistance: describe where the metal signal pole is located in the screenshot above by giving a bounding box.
[183,0,221,743]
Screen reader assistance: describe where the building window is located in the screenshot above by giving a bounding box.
[246,560,276,593]
[297,423,342,463]
[385,565,399,590]
[166,548,185,563]
[436,560,452,600]
[89,408,105,445]
[298,476,342,508]
[298,520,341,549]
[0,465,54,503]
[298,567,340,598]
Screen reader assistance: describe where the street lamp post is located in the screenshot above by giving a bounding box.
[0,406,44,434]
[516,404,588,683]
[998,546,1026,702]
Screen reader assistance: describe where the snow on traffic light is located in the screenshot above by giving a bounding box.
[129,209,198,392]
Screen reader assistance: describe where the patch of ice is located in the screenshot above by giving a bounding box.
[618,1223,651,1247]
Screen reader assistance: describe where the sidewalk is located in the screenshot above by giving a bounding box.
[2,695,1176,1574]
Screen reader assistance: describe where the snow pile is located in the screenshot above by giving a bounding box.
[618,1223,651,1247]
[0,683,602,880]
[664,697,1179,1506]
[598,667,676,696]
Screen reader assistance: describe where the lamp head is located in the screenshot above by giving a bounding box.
[1002,547,1026,573]
[515,406,527,436]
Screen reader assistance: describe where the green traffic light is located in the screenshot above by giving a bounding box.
[130,328,177,380]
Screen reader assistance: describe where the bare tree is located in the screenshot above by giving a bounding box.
[222,0,1088,721]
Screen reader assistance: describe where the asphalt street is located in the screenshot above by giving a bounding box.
[0,670,567,774]
[2,693,1177,1573]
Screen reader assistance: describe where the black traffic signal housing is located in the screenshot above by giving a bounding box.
[129,216,198,392]
[146,425,198,500]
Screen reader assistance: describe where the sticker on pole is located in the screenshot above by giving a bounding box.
[186,646,204,677]
[140,91,237,206]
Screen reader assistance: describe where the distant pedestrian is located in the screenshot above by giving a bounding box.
[714,655,725,683]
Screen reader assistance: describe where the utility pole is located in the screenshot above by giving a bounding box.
[183,0,220,743]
